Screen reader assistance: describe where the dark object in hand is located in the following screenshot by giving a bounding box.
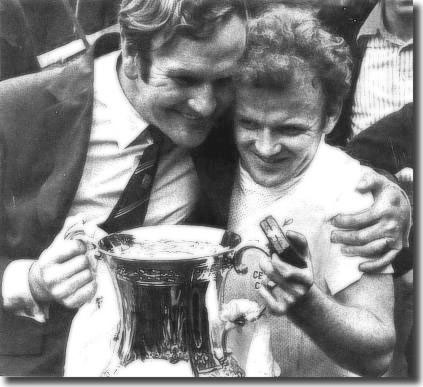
[260,216,307,269]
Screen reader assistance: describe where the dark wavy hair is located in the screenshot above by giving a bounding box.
[119,0,248,81]
[235,4,352,119]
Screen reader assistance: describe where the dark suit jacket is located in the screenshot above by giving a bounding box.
[0,0,40,81]
[0,36,99,376]
[0,32,147,375]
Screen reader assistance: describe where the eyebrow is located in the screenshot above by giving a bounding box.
[236,112,309,129]
[235,112,260,124]
[166,69,197,77]
[166,68,233,80]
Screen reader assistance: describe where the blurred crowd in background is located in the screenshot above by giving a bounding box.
[1,0,376,80]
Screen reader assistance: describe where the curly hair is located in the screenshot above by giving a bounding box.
[119,0,247,82]
[235,4,352,118]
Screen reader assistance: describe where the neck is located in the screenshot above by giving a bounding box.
[383,4,413,42]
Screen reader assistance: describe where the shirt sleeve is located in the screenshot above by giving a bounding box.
[324,187,393,296]
[2,260,49,323]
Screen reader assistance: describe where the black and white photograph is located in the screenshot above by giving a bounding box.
[0,0,415,379]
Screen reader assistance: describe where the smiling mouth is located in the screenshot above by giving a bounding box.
[179,110,205,121]
[253,153,286,166]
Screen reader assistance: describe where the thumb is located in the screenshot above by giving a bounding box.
[285,230,310,259]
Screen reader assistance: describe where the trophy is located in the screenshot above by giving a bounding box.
[91,225,253,377]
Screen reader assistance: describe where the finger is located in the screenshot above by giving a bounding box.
[260,275,278,294]
[284,230,310,259]
[331,223,395,246]
[358,249,399,273]
[340,238,394,257]
[259,255,274,275]
[62,280,97,309]
[284,282,308,299]
[331,207,378,230]
[355,169,386,194]
[260,256,288,288]
[258,285,287,316]
[48,240,86,263]
[270,256,311,284]
[51,269,94,300]
[44,254,90,284]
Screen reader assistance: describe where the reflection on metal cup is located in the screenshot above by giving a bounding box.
[96,225,248,377]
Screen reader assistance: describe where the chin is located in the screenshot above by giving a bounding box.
[250,172,286,188]
[171,130,210,148]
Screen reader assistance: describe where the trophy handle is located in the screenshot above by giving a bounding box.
[64,228,101,273]
[231,242,271,274]
[215,240,276,367]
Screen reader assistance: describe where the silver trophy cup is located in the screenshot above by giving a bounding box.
[94,225,249,377]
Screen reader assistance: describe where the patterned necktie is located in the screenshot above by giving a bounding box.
[101,125,163,233]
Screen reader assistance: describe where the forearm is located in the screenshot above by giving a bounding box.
[288,284,394,376]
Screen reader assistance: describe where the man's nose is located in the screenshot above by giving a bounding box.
[255,128,281,158]
[187,83,217,117]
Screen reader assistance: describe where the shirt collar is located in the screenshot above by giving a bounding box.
[357,2,384,41]
[357,2,413,48]
[94,50,151,150]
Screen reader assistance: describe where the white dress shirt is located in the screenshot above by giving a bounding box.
[351,2,413,137]
[2,51,200,322]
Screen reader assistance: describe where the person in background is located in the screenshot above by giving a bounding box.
[0,0,39,81]
[317,0,378,47]
[349,0,413,139]
[18,0,119,55]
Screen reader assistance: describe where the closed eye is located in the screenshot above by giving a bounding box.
[276,126,305,136]
[213,77,232,88]
[172,75,200,87]
[238,118,260,131]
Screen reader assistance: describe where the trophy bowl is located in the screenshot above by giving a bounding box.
[97,225,247,377]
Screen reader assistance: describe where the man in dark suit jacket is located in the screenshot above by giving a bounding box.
[0,0,411,377]
[0,0,246,375]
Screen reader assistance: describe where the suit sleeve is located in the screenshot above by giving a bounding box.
[0,122,46,356]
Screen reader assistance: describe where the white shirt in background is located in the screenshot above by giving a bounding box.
[351,2,413,137]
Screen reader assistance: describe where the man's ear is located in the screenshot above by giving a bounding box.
[121,37,139,80]
[322,100,343,135]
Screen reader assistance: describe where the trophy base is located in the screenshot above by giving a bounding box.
[105,359,195,377]
[198,354,245,377]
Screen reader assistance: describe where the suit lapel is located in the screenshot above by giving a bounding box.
[35,53,95,235]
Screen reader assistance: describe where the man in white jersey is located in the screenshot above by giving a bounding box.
[222,5,396,377]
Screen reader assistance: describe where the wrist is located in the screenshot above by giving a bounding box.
[28,262,52,304]
[288,283,317,317]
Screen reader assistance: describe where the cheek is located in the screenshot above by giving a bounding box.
[215,86,234,108]
[234,129,254,150]
[147,79,190,106]
[290,136,321,160]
